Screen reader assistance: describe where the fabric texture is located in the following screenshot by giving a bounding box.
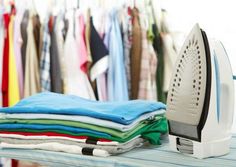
[75,12,95,99]
[64,10,95,99]
[85,10,96,95]
[0,92,166,125]
[0,15,4,107]
[85,9,92,71]
[24,11,40,97]
[107,10,128,101]
[162,33,178,92]
[55,13,66,93]
[161,11,177,92]
[20,10,29,77]
[152,23,166,103]
[40,18,51,92]
[8,15,20,106]
[32,14,41,62]
[0,142,110,157]
[49,16,63,93]
[2,13,10,107]
[0,110,164,131]
[13,10,24,99]
[0,135,235,166]
[122,7,132,98]
[0,137,144,154]
[89,16,108,73]
[78,14,88,74]
[130,8,142,99]
[137,13,157,100]
[0,117,167,144]
[90,17,109,101]
[0,132,119,146]
[0,115,163,138]
[0,124,110,138]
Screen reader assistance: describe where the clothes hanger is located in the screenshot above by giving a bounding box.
[52,0,58,16]
[77,0,80,9]
[3,0,10,13]
[30,0,38,14]
[0,0,3,15]
[9,0,16,15]
[63,0,67,14]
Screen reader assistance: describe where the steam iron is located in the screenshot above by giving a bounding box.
[166,24,234,159]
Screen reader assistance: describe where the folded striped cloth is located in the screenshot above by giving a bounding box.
[0,92,168,157]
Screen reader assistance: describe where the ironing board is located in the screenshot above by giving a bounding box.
[0,135,235,167]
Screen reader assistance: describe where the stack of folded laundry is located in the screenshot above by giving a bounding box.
[0,92,167,157]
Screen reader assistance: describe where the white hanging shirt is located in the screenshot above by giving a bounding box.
[63,10,95,100]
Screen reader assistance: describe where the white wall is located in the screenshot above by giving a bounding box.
[160,0,236,132]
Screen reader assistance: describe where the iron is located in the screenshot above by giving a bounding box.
[166,24,234,159]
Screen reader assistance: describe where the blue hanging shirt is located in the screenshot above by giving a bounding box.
[107,9,129,101]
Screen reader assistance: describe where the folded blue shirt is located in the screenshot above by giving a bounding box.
[0,92,166,125]
[0,124,110,138]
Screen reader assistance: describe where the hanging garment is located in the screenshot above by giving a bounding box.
[148,46,158,99]
[32,14,41,62]
[75,11,95,100]
[90,17,109,101]
[40,18,51,92]
[55,13,66,93]
[39,20,44,63]
[102,14,111,101]
[24,11,40,97]
[85,8,93,71]
[94,10,108,101]
[121,7,132,98]
[64,10,95,99]
[96,74,107,101]
[149,4,166,103]
[20,10,29,77]
[0,137,144,154]
[8,15,20,106]
[13,10,24,99]
[49,16,63,93]
[2,13,10,107]
[162,33,177,92]
[152,23,166,103]
[0,142,110,157]
[92,8,106,38]
[85,10,97,95]
[78,14,89,74]
[137,12,157,100]
[107,10,128,101]
[161,11,178,92]
[0,14,4,107]
[130,8,142,99]
[63,17,68,40]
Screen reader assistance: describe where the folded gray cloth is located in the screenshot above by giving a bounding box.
[0,137,144,154]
